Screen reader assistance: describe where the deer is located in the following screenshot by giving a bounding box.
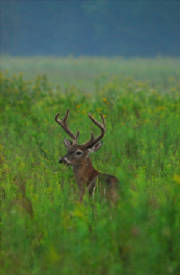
[55,110,119,202]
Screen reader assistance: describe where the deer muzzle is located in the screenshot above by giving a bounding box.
[58,157,64,163]
[59,156,71,165]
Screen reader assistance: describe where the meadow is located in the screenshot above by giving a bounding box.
[0,57,179,275]
[0,56,179,91]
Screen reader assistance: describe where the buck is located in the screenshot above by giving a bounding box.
[55,110,119,202]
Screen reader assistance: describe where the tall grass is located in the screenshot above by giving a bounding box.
[0,68,179,274]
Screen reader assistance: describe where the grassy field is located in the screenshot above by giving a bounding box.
[0,56,179,91]
[0,57,180,275]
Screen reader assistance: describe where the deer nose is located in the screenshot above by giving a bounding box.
[58,157,64,163]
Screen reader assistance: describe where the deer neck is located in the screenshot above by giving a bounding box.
[73,157,99,186]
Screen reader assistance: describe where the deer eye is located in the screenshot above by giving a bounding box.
[75,150,83,156]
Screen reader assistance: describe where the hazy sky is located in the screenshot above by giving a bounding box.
[0,0,179,56]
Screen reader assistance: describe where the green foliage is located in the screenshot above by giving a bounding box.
[0,66,179,275]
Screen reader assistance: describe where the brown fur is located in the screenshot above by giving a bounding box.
[72,155,118,202]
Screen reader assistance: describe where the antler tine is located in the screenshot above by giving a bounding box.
[88,113,105,130]
[55,110,79,142]
[82,113,106,148]
[81,132,94,148]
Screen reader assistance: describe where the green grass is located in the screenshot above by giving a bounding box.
[0,59,180,275]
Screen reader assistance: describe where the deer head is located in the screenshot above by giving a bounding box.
[55,110,105,167]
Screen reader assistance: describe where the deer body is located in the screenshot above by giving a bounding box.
[72,155,118,201]
[55,110,119,202]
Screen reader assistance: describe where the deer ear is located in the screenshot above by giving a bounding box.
[64,138,72,148]
[88,141,102,153]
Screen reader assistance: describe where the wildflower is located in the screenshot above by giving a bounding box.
[173,174,180,184]
[168,77,175,82]
[170,87,177,93]
[103,97,108,103]
[76,104,81,109]
[96,107,103,112]
[48,246,61,263]
[81,109,86,115]
[151,89,157,94]
[155,106,166,112]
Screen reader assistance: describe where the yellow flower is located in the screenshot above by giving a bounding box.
[48,246,61,264]
[96,107,103,112]
[151,89,157,94]
[76,104,81,109]
[81,109,86,115]
[103,97,108,103]
[155,106,166,112]
[170,87,177,93]
[168,77,175,82]
[173,174,180,184]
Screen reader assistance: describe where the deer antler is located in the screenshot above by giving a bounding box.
[82,113,106,148]
[55,110,79,144]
